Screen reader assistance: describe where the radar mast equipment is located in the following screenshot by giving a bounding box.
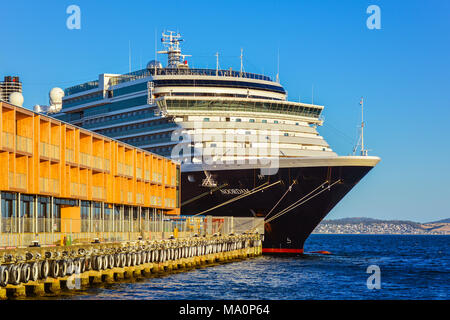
[158,31,191,68]
[33,88,64,114]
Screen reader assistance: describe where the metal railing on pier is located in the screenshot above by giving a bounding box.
[0,215,263,247]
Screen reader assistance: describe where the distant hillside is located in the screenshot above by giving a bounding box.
[321,217,423,229]
[427,218,450,224]
[315,217,450,235]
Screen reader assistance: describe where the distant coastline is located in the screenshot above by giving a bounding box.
[312,217,450,235]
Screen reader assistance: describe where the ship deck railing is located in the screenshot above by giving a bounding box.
[65,68,274,96]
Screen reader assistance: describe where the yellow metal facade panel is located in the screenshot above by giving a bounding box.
[0,101,180,214]
[61,206,81,233]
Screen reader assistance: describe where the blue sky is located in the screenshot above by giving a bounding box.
[1,1,449,222]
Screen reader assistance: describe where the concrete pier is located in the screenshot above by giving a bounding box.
[0,234,262,299]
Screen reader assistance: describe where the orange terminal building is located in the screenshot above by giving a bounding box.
[0,100,180,246]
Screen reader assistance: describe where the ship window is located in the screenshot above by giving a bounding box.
[210,143,217,147]
[236,118,241,122]
[203,118,210,122]
[245,131,251,135]
[274,120,279,124]
[284,133,289,136]
[249,119,255,123]
[225,117,230,122]
[295,122,299,126]
[262,120,267,123]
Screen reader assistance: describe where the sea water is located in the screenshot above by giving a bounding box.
[57,234,449,300]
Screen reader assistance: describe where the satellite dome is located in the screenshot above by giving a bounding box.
[9,92,24,107]
[49,87,64,105]
[146,60,163,69]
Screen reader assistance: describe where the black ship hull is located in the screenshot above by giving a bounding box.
[180,158,378,255]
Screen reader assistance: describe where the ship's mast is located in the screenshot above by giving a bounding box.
[361,97,365,155]
[276,48,280,83]
[215,52,219,76]
[359,97,368,156]
[158,31,190,68]
[352,97,369,156]
[240,48,244,76]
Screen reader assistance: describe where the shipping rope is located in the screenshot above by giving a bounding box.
[244,179,341,233]
[181,183,228,207]
[193,180,281,216]
[265,179,342,224]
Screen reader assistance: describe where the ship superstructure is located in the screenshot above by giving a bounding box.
[54,31,380,254]
[56,31,334,162]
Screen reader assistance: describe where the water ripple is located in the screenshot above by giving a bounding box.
[57,235,449,300]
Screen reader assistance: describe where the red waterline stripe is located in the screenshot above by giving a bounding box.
[262,248,304,254]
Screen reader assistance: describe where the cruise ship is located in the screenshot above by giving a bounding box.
[53,31,380,254]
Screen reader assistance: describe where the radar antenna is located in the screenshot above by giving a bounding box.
[158,31,191,68]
